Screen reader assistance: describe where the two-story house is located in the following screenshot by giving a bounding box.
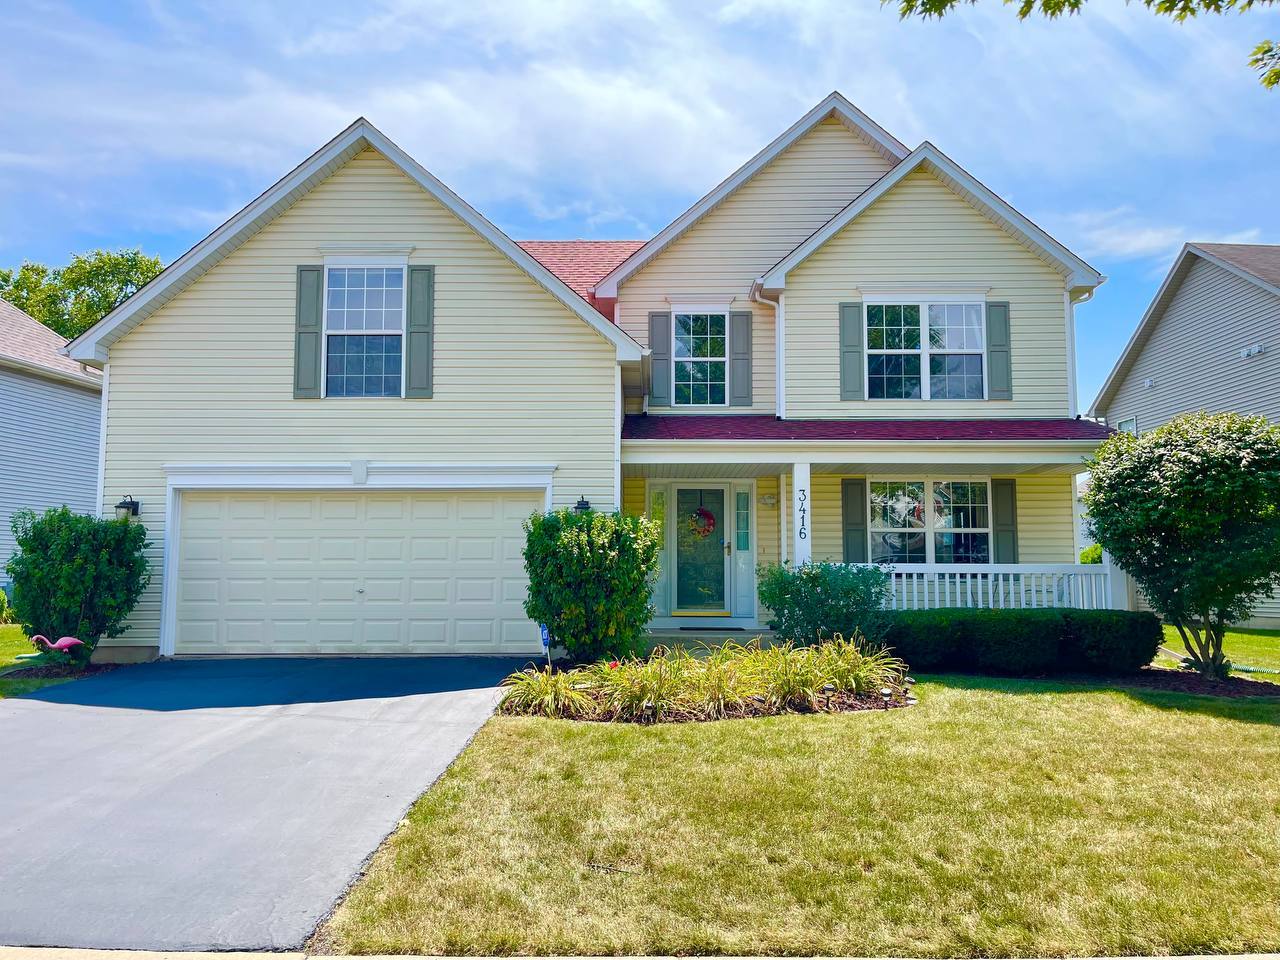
[1091,242,1280,626]
[67,93,1113,661]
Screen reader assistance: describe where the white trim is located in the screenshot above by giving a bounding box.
[594,92,910,299]
[759,142,1103,292]
[157,461,557,657]
[856,283,991,299]
[791,461,812,565]
[94,363,110,518]
[622,438,1100,469]
[866,476,993,565]
[1064,290,1079,416]
[65,118,644,365]
[668,301,732,313]
[1089,242,1280,416]
[671,309,730,408]
[614,363,623,510]
[317,242,415,258]
[0,354,102,391]
[319,263,407,399]
[776,292,786,419]
[863,300,987,402]
[322,253,410,267]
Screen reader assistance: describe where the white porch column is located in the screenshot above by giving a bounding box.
[791,461,812,566]
[1102,549,1134,610]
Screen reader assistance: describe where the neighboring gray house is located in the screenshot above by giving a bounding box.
[1090,241,1280,625]
[0,300,102,572]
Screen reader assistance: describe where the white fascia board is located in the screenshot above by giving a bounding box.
[760,143,1104,293]
[1088,244,1196,417]
[163,461,558,490]
[594,92,910,299]
[67,119,644,365]
[0,353,103,390]
[621,438,1101,466]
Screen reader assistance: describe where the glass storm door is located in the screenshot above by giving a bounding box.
[674,487,729,613]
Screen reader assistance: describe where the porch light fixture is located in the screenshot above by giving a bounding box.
[114,495,140,521]
[574,495,591,513]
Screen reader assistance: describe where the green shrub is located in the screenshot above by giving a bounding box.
[881,607,1161,677]
[499,634,909,723]
[757,562,891,646]
[523,508,662,662]
[1061,609,1162,674]
[967,609,1064,675]
[5,507,150,666]
[0,586,15,625]
[1079,543,1102,564]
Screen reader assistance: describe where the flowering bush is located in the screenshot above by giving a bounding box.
[522,508,662,662]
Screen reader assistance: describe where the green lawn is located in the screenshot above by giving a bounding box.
[0,623,69,699]
[1162,624,1280,677]
[321,676,1280,957]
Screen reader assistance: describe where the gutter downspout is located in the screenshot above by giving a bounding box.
[751,280,784,419]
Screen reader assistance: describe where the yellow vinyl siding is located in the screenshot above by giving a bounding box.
[101,148,617,651]
[616,119,895,415]
[785,167,1071,419]
[622,476,645,517]
[806,472,1075,565]
[756,476,781,568]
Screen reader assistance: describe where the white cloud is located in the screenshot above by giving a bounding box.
[1062,206,1264,265]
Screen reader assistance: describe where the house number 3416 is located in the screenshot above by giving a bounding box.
[797,488,808,540]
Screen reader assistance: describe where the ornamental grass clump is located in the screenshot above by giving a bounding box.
[499,634,911,723]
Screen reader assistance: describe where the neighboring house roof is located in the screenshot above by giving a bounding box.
[518,240,645,313]
[1089,242,1280,415]
[593,92,910,299]
[66,119,645,365]
[759,142,1103,294]
[622,414,1112,442]
[0,299,101,390]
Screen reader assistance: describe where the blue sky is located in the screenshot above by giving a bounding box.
[1,0,1276,410]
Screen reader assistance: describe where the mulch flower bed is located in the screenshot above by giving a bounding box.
[1068,665,1280,698]
[1,662,118,680]
[569,689,918,724]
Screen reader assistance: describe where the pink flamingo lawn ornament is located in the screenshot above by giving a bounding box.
[30,635,86,654]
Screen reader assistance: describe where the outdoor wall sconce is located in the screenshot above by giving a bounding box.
[574,495,591,513]
[115,495,140,520]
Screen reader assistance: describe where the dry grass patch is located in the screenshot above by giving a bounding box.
[320,675,1280,957]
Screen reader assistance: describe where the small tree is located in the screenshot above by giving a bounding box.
[523,508,662,662]
[1084,412,1280,678]
[5,507,151,666]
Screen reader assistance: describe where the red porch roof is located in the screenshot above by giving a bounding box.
[622,415,1112,442]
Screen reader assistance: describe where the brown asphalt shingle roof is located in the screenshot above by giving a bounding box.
[1194,243,1280,290]
[0,298,101,386]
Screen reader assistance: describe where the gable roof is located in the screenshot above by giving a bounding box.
[1089,242,1280,416]
[592,92,910,299]
[518,240,645,314]
[0,299,101,390]
[759,142,1104,293]
[66,119,644,365]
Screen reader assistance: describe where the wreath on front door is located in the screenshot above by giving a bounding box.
[687,506,717,540]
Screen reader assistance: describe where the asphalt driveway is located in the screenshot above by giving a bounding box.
[0,656,529,951]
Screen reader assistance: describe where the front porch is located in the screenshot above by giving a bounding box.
[621,417,1123,628]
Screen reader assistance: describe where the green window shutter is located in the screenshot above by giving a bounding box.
[729,310,752,407]
[405,265,434,399]
[986,301,1012,400]
[649,311,672,407]
[294,266,324,399]
[992,478,1018,563]
[841,478,869,563]
[839,302,864,401]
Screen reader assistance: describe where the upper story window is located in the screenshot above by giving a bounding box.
[866,301,986,401]
[868,478,991,564]
[673,312,727,406]
[1116,417,1137,435]
[323,266,405,398]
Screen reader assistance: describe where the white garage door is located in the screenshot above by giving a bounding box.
[174,489,542,655]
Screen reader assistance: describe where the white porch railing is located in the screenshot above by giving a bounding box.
[854,563,1112,611]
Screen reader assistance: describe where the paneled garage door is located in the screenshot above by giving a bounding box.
[174,490,543,655]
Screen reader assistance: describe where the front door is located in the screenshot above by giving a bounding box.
[674,486,729,614]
